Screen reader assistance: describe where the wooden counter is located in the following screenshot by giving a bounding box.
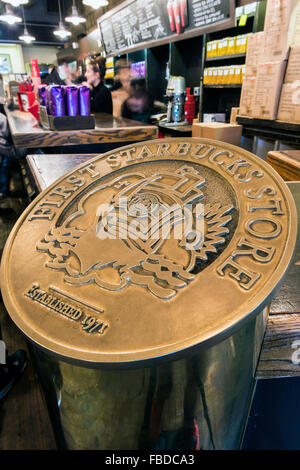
[6,108,158,148]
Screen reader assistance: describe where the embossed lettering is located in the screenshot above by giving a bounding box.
[191,144,217,159]
[209,150,233,165]
[235,237,275,263]
[106,153,122,168]
[217,257,261,290]
[137,145,154,159]
[24,285,107,334]
[119,148,138,162]
[156,143,171,156]
[245,186,276,199]
[29,207,56,221]
[225,158,250,176]
[245,217,282,239]
[235,169,263,183]
[79,164,100,178]
[247,198,284,216]
[175,142,191,156]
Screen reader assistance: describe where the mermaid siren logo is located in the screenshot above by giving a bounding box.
[37,166,233,300]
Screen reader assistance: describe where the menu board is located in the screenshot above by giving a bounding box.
[98,0,235,56]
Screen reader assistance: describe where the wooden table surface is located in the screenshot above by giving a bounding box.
[26,154,98,192]
[6,108,158,148]
[26,155,300,379]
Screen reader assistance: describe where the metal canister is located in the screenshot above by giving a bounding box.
[0,138,297,450]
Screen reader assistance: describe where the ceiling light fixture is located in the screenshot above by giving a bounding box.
[19,6,35,43]
[82,0,108,10]
[2,0,28,7]
[66,0,86,26]
[54,0,72,40]
[0,4,22,24]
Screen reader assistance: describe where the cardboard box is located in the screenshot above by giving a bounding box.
[264,0,298,31]
[285,45,300,82]
[252,61,287,120]
[192,122,242,146]
[263,0,300,62]
[277,82,300,123]
[239,76,257,116]
[245,32,264,77]
[230,107,240,124]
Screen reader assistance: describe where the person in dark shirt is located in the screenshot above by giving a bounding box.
[121,79,153,123]
[43,65,65,86]
[84,62,112,114]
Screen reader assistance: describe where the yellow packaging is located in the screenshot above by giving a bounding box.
[217,66,224,84]
[233,65,242,84]
[208,67,214,84]
[211,40,218,57]
[236,35,248,54]
[241,34,248,53]
[223,65,230,84]
[228,36,236,55]
[217,39,224,56]
[228,65,235,84]
[212,67,219,84]
[203,68,209,85]
[206,41,213,58]
[222,37,230,56]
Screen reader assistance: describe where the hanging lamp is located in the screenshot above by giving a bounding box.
[82,0,108,10]
[54,0,72,39]
[66,0,86,26]
[19,6,35,43]
[2,0,28,7]
[0,4,22,24]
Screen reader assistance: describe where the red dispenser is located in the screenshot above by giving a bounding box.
[184,87,196,123]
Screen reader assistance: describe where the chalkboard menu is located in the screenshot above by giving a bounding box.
[98,0,235,56]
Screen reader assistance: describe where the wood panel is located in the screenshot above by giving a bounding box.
[6,109,158,148]
[266,151,300,182]
[256,314,300,379]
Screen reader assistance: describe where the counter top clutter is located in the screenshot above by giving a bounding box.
[5,107,158,149]
[38,84,95,131]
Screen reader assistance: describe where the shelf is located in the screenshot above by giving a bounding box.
[204,84,242,88]
[206,53,246,62]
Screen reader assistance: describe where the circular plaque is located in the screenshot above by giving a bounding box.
[0,138,297,367]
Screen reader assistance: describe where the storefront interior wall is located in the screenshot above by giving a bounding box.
[0,44,25,75]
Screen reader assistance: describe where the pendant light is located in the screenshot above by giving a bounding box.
[0,4,22,24]
[19,6,35,43]
[54,0,72,40]
[66,0,86,26]
[2,0,28,7]
[82,0,108,9]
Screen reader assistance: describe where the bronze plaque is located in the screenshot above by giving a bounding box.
[0,138,297,367]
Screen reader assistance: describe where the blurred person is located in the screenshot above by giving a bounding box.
[0,111,27,199]
[111,59,132,118]
[44,64,65,86]
[83,62,112,114]
[121,86,154,123]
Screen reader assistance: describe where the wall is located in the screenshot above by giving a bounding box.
[0,44,25,74]
[22,45,59,66]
